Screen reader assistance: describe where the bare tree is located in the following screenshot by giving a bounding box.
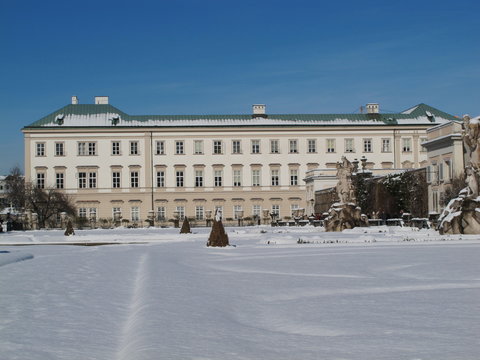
[24,183,76,228]
[5,166,26,210]
[5,166,76,228]
[441,173,467,207]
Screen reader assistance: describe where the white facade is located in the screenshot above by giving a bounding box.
[422,120,464,214]
[23,98,455,224]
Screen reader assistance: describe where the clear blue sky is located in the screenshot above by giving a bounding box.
[1,0,479,174]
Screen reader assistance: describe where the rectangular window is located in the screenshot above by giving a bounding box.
[271,169,280,186]
[112,207,121,218]
[176,171,184,187]
[130,141,139,155]
[156,141,165,155]
[175,141,184,155]
[78,142,96,156]
[195,206,204,220]
[131,206,140,221]
[89,208,97,221]
[290,169,298,186]
[382,138,391,152]
[307,139,316,153]
[78,172,87,189]
[252,205,262,217]
[213,140,223,154]
[214,170,223,187]
[36,143,45,157]
[234,205,243,219]
[233,169,242,187]
[89,172,97,188]
[130,171,139,188]
[156,171,165,188]
[403,138,412,152]
[112,172,121,188]
[363,138,372,153]
[270,139,280,154]
[79,208,87,218]
[252,169,261,186]
[156,206,166,221]
[112,141,120,155]
[326,139,336,153]
[290,204,300,216]
[56,173,64,189]
[78,142,86,156]
[176,206,185,220]
[251,140,260,154]
[345,138,355,153]
[36,173,45,189]
[439,162,444,181]
[55,142,64,156]
[232,140,241,154]
[289,140,298,153]
[195,170,204,187]
[445,160,452,181]
[88,142,96,156]
[271,204,280,216]
[194,140,203,155]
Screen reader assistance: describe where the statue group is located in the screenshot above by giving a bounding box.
[438,114,480,234]
[325,156,368,232]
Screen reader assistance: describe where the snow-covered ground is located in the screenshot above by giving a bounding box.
[1,226,479,360]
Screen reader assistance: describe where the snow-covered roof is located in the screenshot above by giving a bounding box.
[24,103,458,129]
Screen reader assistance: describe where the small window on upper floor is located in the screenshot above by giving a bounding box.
[175,141,184,155]
[36,143,45,157]
[130,141,139,155]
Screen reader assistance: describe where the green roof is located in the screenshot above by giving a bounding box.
[23,102,458,129]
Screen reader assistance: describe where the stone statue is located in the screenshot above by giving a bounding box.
[335,156,356,203]
[438,114,480,234]
[325,156,368,232]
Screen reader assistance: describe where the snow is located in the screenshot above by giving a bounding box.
[1,226,480,359]
[40,113,452,128]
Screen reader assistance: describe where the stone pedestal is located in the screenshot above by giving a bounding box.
[324,203,368,232]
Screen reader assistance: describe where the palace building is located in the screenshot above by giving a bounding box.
[23,96,457,224]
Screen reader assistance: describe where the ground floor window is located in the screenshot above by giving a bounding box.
[89,208,97,221]
[233,205,243,219]
[112,207,121,218]
[195,206,204,220]
[131,206,140,221]
[176,206,185,220]
[271,205,280,217]
[78,207,87,218]
[290,204,300,216]
[157,206,166,221]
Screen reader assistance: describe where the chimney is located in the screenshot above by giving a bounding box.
[252,104,267,118]
[366,103,379,114]
[71,96,78,105]
[95,96,109,105]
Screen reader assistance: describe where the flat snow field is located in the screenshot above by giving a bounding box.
[1,226,479,360]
